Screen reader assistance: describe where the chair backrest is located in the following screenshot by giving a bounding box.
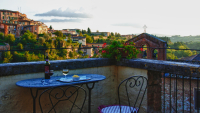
[39,85,87,113]
[118,76,148,113]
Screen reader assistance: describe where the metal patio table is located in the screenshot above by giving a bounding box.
[16,74,106,113]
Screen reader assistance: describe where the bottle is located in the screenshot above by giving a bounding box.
[44,55,50,79]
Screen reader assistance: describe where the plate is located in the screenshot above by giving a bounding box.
[58,76,91,82]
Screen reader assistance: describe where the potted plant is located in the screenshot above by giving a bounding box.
[99,41,139,61]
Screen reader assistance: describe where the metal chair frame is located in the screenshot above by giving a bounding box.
[118,75,148,113]
[39,85,87,113]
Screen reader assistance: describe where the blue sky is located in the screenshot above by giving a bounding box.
[1,0,200,36]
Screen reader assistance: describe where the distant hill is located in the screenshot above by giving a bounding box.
[168,35,200,43]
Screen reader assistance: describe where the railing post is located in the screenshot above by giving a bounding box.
[147,70,162,113]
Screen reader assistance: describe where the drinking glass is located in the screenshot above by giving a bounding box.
[63,69,69,79]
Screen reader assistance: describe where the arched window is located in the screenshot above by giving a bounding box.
[142,44,147,58]
[152,49,158,59]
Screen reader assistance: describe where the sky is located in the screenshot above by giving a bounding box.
[1,0,200,36]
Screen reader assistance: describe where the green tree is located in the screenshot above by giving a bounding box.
[0,32,4,40]
[54,31,63,37]
[69,51,74,58]
[38,37,45,45]
[101,32,105,36]
[79,32,83,37]
[76,30,80,34]
[3,51,13,63]
[5,34,15,45]
[111,32,114,36]
[67,34,72,43]
[21,30,37,45]
[49,25,52,30]
[57,49,68,59]
[82,29,87,34]
[17,43,23,50]
[78,50,83,55]
[85,34,93,43]
[87,27,91,34]
[43,33,50,40]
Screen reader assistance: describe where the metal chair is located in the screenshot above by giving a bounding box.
[98,76,148,113]
[39,85,87,113]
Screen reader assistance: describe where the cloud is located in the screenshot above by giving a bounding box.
[35,8,92,18]
[112,23,142,28]
[37,18,82,23]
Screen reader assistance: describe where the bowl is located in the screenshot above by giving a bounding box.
[73,76,80,81]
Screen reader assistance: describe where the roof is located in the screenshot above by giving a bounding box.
[18,20,31,22]
[72,36,86,40]
[126,33,166,43]
[180,54,200,61]
[0,9,19,13]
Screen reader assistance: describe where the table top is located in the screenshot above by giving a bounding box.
[16,74,106,88]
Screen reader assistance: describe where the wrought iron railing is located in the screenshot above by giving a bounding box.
[162,70,200,113]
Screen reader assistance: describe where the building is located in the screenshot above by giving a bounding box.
[0,9,48,38]
[91,32,110,36]
[62,29,80,35]
[71,36,86,46]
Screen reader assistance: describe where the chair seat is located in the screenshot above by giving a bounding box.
[99,105,138,113]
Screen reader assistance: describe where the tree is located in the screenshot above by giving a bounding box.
[17,43,23,50]
[76,30,80,34]
[79,32,83,37]
[43,33,50,40]
[3,51,13,63]
[49,25,52,30]
[67,34,72,43]
[0,32,4,40]
[85,34,93,43]
[54,31,63,37]
[101,32,105,36]
[69,51,74,58]
[111,32,114,36]
[5,34,15,45]
[21,30,37,45]
[82,29,87,34]
[78,50,83,55]
[96,30,99,33]
[87,27,91,34]
[38,37,45,45]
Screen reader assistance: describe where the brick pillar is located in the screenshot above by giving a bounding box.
[147,70,162,113]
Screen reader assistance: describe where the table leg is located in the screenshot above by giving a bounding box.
[30,88,39,113]
[86,82,95,113]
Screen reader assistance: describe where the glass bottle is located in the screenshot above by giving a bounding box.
[44,55,50,79]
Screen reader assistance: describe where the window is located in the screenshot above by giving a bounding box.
[19,22,21,24]
[7,13,9,15]
[194,88,200,110]
[35,27,36,30]
[22,22,25,25]
[15,21,17,24]
[3,20,5,23]
[10,13,12,15]
[12,17,14,20]
[8,16,10,19]
[3,12,5,15]
[3,16,4,19]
